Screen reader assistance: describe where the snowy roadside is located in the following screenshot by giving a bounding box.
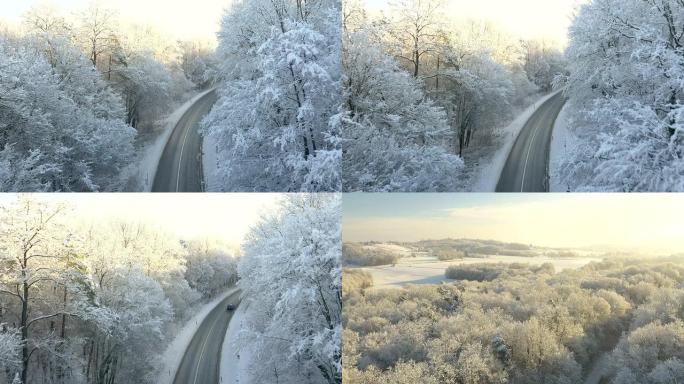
[549,102,574,192]
[202,129,220,192]
[220,303,251,384]
[132,88,215,192]
[469,90,563,192]
[156,286,239,384]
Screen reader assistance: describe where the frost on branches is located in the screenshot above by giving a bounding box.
[561,0,684,191]
[202,0,342,192]
[0,197,237,384]
[237,195,342,384]
[0,38,136,192]
[342,30,465,192]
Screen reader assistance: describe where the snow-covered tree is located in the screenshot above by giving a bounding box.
[0,37,136,191]
[342,27,464,192]
[561,0,684,191]
[202,0,342,191]
[238,194,341,383]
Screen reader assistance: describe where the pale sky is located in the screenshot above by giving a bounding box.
[367,0,588,47]
[0,193,282,248]
[343,194,684,254]
[0,0,230,42]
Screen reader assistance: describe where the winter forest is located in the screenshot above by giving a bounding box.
[0,2,216,191]
[0,194,342,384]
[343,254,684,384]
[1,0,683,191]
[342,0,566,191]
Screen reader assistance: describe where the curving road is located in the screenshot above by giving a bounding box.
[152,90,217,192]
[173,291,241,384]
[496,92,566,192]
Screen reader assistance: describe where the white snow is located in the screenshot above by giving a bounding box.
[549,102,575,192]
[469,90,563,192]
[132,89,214,192]
[220,303,251,384]
[358,255,601,290]
[156,287,239,384]
[202,127,220,192]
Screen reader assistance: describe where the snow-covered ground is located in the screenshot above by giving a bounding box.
[549,102,575,192]
[131,89,214,192]
[156,287,239,384]
[469,90,563,192]
[220,303,251,384]
[202,128,220,192]
[357,255,601,290]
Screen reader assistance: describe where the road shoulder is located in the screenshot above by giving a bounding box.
[549,100,574,192]
[220,303,250,384]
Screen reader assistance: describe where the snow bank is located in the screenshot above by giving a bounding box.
[202,128,220,192]
[220,303,251,384]
[156,287,239,384]
[133,89,214,192]
[470,90,562,192]
[549,102,574,192]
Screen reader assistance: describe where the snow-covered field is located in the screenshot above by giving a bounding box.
[132,89,214,192]
[156,287,239,384]
[220,304,251,384]
[357,255,601,290]
[550,102,575,192]
[469,90,563,192]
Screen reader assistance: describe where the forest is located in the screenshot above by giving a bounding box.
[200,0,343,192]
[0,2,215,192]
[343,256,684,384]
[0,197,237,384]
[341,0,566,192]
[234,194,342,383]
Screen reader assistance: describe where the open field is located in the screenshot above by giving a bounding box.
[352,254,602,289]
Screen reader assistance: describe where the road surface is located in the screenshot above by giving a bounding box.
[152,90,217,192]
[496,92,566,192]
[173,291,241,384]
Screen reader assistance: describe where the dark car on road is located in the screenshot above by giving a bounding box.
[226,304,236,311]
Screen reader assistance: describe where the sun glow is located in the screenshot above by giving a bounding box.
[0,0,231,42]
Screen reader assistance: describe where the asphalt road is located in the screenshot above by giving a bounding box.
[496,92,566,192]
[152,90,217,192]
[173,291,241,384]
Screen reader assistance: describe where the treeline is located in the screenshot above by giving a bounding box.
[0,198,237,384]
[0,3,215,191]
[343,258,684,384]
[416,238,562,258]
[343,244,401,266]
[342,0,566,191]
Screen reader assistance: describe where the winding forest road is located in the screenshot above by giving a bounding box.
[173,290,241,384]
[496,92,566,192]
[152,90,217,192]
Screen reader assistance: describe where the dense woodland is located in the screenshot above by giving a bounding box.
[201,0,343,192]
[559,0,684,191]
[236,195,342,383]
[0,198,237,384]
[343,257,684,384]
[0,3,215,191]
[341,0,566,191]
